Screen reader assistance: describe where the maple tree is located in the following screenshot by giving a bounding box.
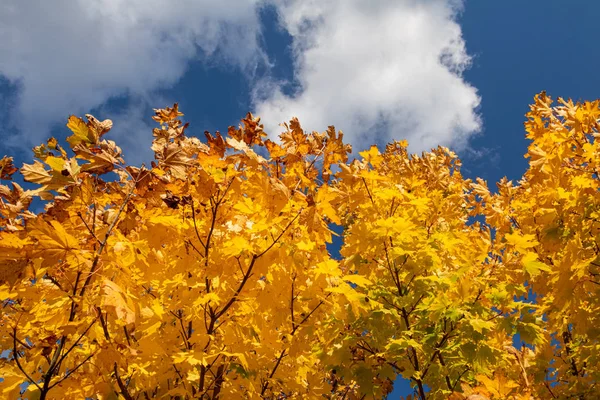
[0,93,599,399]
[471,92,600,399]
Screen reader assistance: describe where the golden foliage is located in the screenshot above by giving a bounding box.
[1,93,599,399]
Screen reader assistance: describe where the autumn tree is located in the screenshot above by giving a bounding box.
[474,92,600,399]
[0,107,356,399]
[1,93,600,399]
[321,143,534,399]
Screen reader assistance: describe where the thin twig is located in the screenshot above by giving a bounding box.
[190,201,207,252]
[49,351,98,389]
[80,175,140,297]
[290,274,297,332]
[76,211,102,245]
[361,177,375,206]
[12,325,42,391]
[261,350,288,395]
[56,317,98,368]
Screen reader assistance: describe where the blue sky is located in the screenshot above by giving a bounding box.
[1,0,598,397]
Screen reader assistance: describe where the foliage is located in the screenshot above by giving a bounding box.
[328,143,512,399]
[473,92,600,399]
[0,93,599,399]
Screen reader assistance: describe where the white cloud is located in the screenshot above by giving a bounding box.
[0,0,265,148]
[254,0,481,153]
[0,0,481,156]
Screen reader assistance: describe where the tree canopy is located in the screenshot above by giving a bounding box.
[1,92,599,399]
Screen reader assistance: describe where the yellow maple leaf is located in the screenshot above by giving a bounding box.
[66,115,97,147]
[314,259,341,278]
[521,251,551,277]
[101,279,137,324]
[31,220,80,258]
[504,232,539,253]
[359,146,383,167]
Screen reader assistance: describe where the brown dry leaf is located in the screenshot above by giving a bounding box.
[280,118,311,156]
[99,140,124,160]
[228,112,267,146]
[73,143,120,175]
[205,131,227,157]
[180,136,209,157]
[157,143,193,180]
[32,137,66,160]
[85,114,113,136]
[0,182,32,215]
[126,165,153,187]
[322,125,351,181]
[0,156,18,180]
[152,120,189,143]
[152,103,184,124]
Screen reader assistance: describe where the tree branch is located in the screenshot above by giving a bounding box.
[114,363,135,400]
[80,176,139,298]
[12,325,42,391]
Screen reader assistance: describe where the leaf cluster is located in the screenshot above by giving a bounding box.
[1,94,599,399]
